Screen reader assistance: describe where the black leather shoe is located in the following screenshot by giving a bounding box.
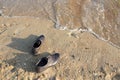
[32,35,45,55]
[36,53,60,73]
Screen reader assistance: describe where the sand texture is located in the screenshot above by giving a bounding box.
[0,0,120,80]
[0,0,120,48]
[0,16,120,80]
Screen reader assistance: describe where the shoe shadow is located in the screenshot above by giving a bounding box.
[7,34,38,53]
[5,52,50,72]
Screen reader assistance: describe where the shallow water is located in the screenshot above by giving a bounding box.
[0,0,120,48]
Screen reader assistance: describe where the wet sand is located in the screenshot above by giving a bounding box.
[0,16,120,80]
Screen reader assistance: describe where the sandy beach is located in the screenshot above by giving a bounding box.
[0,16,120,80]
[0,0,120,80]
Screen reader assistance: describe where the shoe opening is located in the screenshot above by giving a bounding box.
[37,57,48,66]
[33,40,41,48]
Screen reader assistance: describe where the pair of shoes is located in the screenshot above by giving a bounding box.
[32,35,60,73]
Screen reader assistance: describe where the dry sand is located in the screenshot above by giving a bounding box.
[0,16,120,80]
